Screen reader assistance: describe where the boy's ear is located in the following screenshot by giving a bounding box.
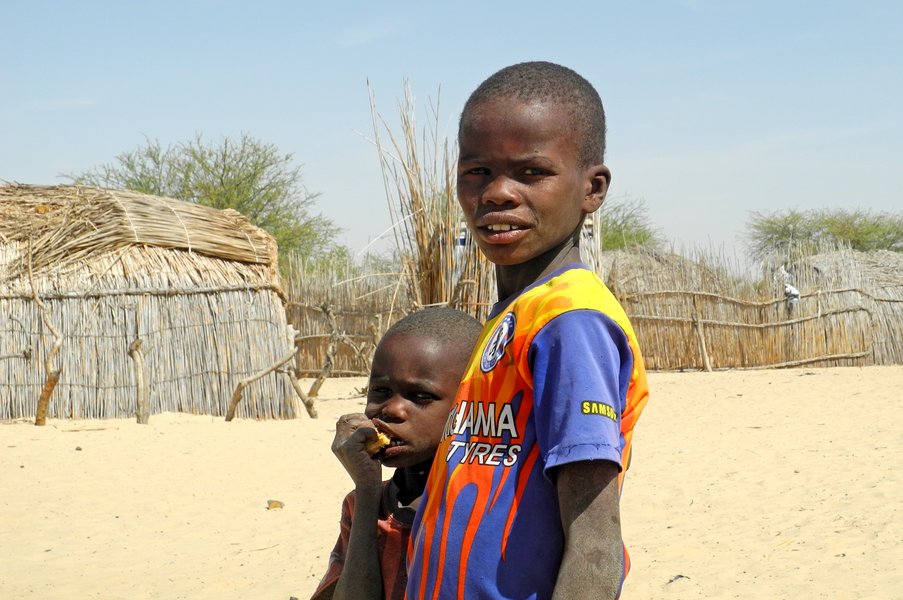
[582,164,611,214]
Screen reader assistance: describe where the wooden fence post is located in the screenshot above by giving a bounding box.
[29,244,62,425]
[287,334,317,418]
[692,295,713,372]
[128,339,150,424]
[307,304,338,398]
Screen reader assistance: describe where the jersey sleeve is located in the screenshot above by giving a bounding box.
[310,492,354,600]
[528,308,634,476]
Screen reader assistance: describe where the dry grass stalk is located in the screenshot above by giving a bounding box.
[368,81,495,318]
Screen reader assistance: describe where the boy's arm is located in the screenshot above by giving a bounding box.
[329,484,383,600]
[327,414,386,600]
[551,459,623,600]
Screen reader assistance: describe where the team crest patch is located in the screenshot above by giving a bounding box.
[481,312,516,372]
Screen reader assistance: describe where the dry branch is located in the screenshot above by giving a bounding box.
[225,349,296,422]
[692,296,712,372]
[733,350,874,370]
[286,374,317,419]
[629,306,872,329]
[282,333,317,419]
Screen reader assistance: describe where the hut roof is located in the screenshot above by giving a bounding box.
[1,183,277,275]
[597,249,729,295]
[798,249,903,292]
[0,184,284,299]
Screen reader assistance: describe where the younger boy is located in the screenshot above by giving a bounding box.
[311,307,482,600]
[406,62,650,599]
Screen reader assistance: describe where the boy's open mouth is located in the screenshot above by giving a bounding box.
[377,436,406,460]
[485,223,524,232]
[479,224,529,244]
[375,426,406,449]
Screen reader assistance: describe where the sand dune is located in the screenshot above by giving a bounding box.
[1,367,900,599]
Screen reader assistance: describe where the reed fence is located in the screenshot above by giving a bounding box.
[282,245,903,375]
[281,254,407,377]
[602,246,901,370]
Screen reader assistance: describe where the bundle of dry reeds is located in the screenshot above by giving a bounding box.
[0,184,277,280]
[368,82,495,319]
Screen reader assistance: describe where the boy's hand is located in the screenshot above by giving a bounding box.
[332,413,383,490]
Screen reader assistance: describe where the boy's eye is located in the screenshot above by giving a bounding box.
[522,166,546,176]
[366,386,391,400]
[409,392,439,404]
[460,166,488,176]
[366,387,438,405]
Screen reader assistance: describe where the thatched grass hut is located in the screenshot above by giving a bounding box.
[0,184,296,420]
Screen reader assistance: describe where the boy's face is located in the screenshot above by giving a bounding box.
[457,98,608,268]
[364,332,462,468]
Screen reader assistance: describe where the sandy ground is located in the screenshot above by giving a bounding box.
[1,367,900,600]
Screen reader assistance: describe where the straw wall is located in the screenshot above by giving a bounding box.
[0,243,294,420]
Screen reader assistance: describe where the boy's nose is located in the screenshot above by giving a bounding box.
[480,176,519,206]
[379,395,408,422]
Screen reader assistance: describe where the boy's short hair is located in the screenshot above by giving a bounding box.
[383,307,482,363]
[460,61,607,166]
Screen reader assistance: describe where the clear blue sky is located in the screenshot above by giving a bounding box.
[2,1,900,258]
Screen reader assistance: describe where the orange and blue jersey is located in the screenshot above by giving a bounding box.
[406,264,649,600]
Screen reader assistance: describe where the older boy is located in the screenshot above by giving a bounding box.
[311,307,481,600]
[406,62,649,599]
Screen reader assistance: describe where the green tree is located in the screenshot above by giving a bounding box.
[746,208,903,260]
[597,194,664,251]
[70,134,340,257]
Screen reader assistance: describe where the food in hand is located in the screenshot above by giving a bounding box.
[366,431,391,455]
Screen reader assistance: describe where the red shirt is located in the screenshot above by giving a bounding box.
[311,479,413,600]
